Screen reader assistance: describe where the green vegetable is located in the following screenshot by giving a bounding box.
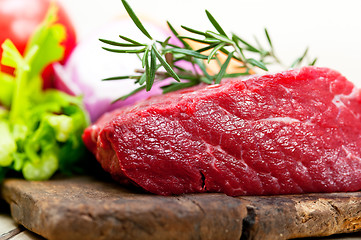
[0,4,89,181]
[0,120,16,167]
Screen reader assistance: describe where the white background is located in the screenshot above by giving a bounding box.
[58,0,361,86]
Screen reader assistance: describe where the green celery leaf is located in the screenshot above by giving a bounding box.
[58,135,88,175]
[0,120,16,167]
[1,39,29,71]
[47,115,74,142]
[0,72,15,107]
[12,153,26,171]
[0,108,8,119]
[25,3,66,80]
[24,119,55,164]
[22,149,59,180]
[0,3,90,182]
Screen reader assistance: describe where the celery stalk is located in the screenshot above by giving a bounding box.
[0,3,89,181]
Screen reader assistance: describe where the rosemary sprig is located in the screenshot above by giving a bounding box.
[101,0,317,101]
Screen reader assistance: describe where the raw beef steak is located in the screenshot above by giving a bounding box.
[83,66,361,196]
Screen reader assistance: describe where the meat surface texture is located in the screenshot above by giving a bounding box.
[83,66,361,196]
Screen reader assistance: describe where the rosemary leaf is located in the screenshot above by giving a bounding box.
[137,72,146,85]
[148,47,157,90]
[161,81,198,94]
[215,54,222,67]
[142,47,150,68]
[194,58,213,81]
[205,10,227,37]
[173,65,189,72]
[118,34,142,45]
[99,38,144,47]
[247,58,268,71]
[309,57,318,66]
[152,46,181,82]
[179,36,220,44]
[156,40,179,49]
[162,36,172,48]
[205,31,233,44]
[291,47,309,68]
[232,34,261,53]
[164,48,209,59]
[102,75,134,81]
[264,28,273,48]
[253,35,266,57]
[168,22,192,49]
[215,51,233,84]
[145,50,151,91]
[102,47,146,54]
[121,0,153,40]
[208,42,226,63]
[181,25,207,36]
[175,74,198,81]
[199,76,214,84]
[222,41,244,64]
[196,43,219,53]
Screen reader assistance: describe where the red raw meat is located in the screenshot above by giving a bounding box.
[83,66,361,196]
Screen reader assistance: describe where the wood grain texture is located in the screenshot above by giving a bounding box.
[2,176,361,240]
[0,176,245,240]
[239,194,361,239]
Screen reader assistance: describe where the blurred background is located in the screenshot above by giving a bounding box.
[58,0,361,86]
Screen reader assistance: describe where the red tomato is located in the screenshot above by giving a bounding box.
[0,0,77,88]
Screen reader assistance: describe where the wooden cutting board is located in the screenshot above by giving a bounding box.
[1,175,361,240]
